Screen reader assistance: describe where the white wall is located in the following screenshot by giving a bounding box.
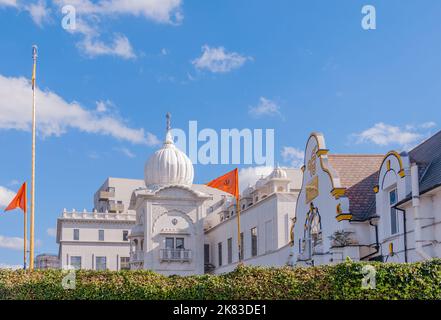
[205,192,297,271]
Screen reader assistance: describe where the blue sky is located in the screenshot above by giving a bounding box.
[0,0,440,267]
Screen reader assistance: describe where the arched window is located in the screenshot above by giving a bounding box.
[301,203,322,258]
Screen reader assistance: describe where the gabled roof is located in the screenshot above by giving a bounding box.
[328,154,383,220]
[403,130,441,199]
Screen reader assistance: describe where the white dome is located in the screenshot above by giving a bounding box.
[270,167,288,179]
[144,115,194,187]
[243,185,254,197]
[255,177,267,188]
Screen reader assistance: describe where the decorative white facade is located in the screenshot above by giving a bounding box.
[56,177,143,271]
[205,168,301,274]
[57,115,302,274]
[56,116,441,273]
[292,130,441,266]
[374,130,441,262]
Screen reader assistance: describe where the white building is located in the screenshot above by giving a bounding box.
[56,178,144,271]
[292,130,441,266]
[293,132,383,266]
[128,116,302,275]
[375,130,441,262]
[205,167,301,274]
[57,115,302,274]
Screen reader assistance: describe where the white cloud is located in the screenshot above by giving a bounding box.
[249,97,282,118]
[281,146,304,168]
[0,0,17,7]
[46,228,57,237]
[115,147,135,158]
[78,34,136,59]
[25,0,51,26]
[0,263,22,270]
[53,0,183,59]
[0,185,15,208]
[0,235,25,250]
[192,45,251,73]
[3,1,183,59]
[239,166,274,192]
[95,100,113,113]
[8,180,20,186]
[0,235,41,250]
[421,121,436,129]
[353,122,436,148]
[0,74,160,146]
[55,0,183,24]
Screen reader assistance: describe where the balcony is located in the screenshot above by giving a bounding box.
[130,251,144,262]
[108,202,124,213]
[99,190,115,200]
[160,249,192,262]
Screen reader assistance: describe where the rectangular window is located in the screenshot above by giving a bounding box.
[96,256,107,270]
[123,230,129,241]
[240,232,244,260]
[165,237,174,249]
[227,238,233,264]
[70,256,81,270]
[218,242,223,267]
[389,189,399,235]
[176,238,184,250]
[251,227,258,257]
[73,229,79,241]
[204,244,210,264]
[120,257,130,270]
[98,229,105,241]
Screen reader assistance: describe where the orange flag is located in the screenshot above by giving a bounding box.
[206,168,239,200]
[5,182,27,213]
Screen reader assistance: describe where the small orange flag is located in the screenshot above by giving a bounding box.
[206,168,239,200]
[4,182,27,213]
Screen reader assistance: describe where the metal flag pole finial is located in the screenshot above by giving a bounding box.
[166,112,171,132]
[32,45,38,59]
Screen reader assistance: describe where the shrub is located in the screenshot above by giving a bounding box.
[1,259,440,300]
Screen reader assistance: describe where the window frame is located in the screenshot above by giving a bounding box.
[70,256,81,270]
[73,229,79,241]
[227,237,233,264]
[251,227,258,257]
[218,242,223,267]
[389,188,399,235]
[95,256,107,271]
[98,229,105,241]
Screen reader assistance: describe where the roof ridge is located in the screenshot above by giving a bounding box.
[409,129,441,154]
[328,154,384,157]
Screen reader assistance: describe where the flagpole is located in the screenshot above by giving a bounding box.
[30,45,38,270]
[24,186,27,270]
[236,195,242,262]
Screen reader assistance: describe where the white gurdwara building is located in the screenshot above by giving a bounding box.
[57,117,302,274]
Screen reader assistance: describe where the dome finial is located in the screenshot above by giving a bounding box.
[164,112,173,145]
[166,112,171,131]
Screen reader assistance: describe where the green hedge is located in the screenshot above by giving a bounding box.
[1,259,441,300]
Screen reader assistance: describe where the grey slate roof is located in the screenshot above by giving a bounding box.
[399,130,441,204]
